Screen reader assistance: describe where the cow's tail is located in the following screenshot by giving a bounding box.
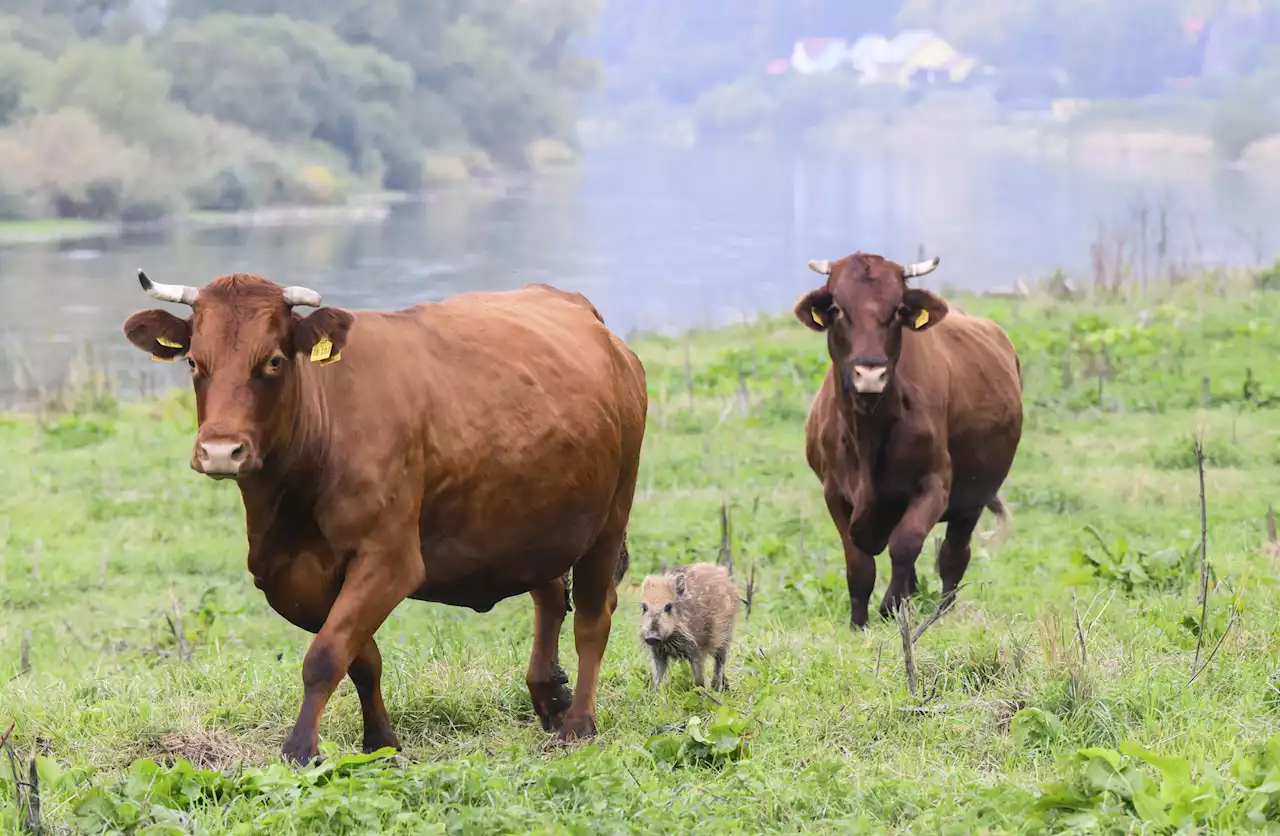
[982,493,1014,547]
[561,533,631,614]
[613,533,631,587]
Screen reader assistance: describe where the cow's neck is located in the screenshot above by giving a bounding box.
[838,381,904,483]
[237,362,334,536]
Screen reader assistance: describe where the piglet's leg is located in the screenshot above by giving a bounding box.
[689,655,706,688]
[879,475,948,620]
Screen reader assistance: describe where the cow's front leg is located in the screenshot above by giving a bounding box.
[879,475,948,620]
[281,527,425,766]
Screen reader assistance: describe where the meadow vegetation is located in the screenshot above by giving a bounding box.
[4,270,1280,832]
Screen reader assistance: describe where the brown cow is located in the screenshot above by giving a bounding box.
[794,252,1022,628]
[121,271,647,763]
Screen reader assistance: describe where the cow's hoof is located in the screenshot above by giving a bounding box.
[281,734,319,767]
[554,714,597,744]
[362,728,401,755]
[529,681,574,732]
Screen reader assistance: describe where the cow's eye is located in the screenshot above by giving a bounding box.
[186,358,197,372]
[268,356,283,371]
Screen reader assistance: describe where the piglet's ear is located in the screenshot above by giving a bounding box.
[123,310,191,361]
[673,573,687,597]
[293,307,355,366]
[794,289,833,332]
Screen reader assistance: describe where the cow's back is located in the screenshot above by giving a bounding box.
[344,284,646,606]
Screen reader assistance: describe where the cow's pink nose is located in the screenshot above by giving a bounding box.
[852,364,888,393]
[194,440,249,478]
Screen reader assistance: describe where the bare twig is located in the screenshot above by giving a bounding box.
[897,603,918,697]
[166,589,188,661]
[1187,613,1240,688]
[0,722,13,750]
[1072,591,1088,666]
[683,339,694,413]
[1266,506,1279,559]
[717,500,733,576]
[741,561,756,620]
[23,751,40,834]
[1192,435,1210,678]
[911,581,988,645]
[696,687,723,707]
[11,634,30,680]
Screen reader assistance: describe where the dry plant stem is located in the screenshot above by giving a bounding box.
[1187,613,1240,688]
[910,581,987,645]
[897,604,918,698]
[0,722,13,750]
[717,500,733,575]
[1192,436,1209,678]
[1072,591,1088,666]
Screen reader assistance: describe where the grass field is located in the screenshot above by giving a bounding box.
[4,279,1280,833]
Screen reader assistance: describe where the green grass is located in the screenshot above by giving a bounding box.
[5,285,1280,833]
[0,219,118,246]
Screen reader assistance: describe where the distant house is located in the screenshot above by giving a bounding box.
[872,30,977,87]
[790,37,851,75]
[771,30,977,88]
[846,34,892,82]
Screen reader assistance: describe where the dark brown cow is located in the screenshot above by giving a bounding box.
[794,252,1022,628]
[122,271,647,763]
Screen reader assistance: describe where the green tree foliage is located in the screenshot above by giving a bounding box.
[0,0,601,221]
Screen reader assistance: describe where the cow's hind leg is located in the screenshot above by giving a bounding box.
[556,530,624,743]
[936,507,983,613]
[349,639,400,753]
[526,579,572,732]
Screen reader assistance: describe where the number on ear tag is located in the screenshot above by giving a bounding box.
[310,336,333,363]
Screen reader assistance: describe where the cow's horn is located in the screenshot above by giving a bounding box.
[138,269,198,306]
[807,259,832,275]
[903,257,940,279]
[282,286,322,308]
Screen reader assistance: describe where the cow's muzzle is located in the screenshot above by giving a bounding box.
[191,437,258,479]
[852,363,889,394]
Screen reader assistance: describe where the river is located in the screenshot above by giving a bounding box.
[1,143,1277,405]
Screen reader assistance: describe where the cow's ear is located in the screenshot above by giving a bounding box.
[794,289,833,332]
[900,289,949,332]
[123,310,191,361]
[293,307,355,366]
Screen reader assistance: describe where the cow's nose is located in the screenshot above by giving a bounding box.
[852,364,889,394]
[194,440,249,478]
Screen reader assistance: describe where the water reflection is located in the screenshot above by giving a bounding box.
[0,144,1276,404]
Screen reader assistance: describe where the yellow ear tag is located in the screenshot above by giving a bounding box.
[156,336,183,349]
[811,310,824,326]
[310,336,333,363]
[914,309,930,329]
[150,354,174,363]
[318,352,341,367]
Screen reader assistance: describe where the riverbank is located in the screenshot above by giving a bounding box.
[0,191,412,248]
[2,284,1280,832]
